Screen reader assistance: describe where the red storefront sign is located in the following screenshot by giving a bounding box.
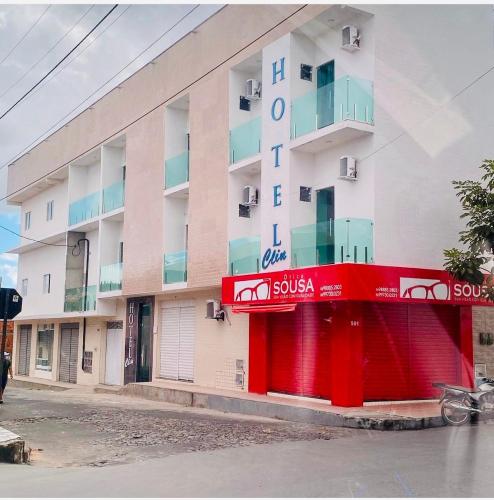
[222,263,494,307]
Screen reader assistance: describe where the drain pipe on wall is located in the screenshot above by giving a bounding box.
[73,238,90,371]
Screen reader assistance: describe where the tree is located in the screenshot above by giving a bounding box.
[444,160,494,300]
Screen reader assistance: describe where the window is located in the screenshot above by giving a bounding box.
[46,200,54,221]
[36,324,54,371]
[24,211,31,230]
[21,279,28,296]
[43,274,51,294]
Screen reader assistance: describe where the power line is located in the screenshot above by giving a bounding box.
[0,4,119,121]
[0,5,52,67]
[0,5,95,100]
[0,4,307,203]
[9,4,132,109]
[0,224,75,248]
[0,4,197,170]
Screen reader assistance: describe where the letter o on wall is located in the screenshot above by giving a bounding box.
[271,97,285,121]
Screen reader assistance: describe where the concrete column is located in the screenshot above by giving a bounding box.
[248,313,268,394]
[459,306,474,389]
[330,302,364,407]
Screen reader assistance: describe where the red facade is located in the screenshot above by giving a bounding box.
[223,264,482,407]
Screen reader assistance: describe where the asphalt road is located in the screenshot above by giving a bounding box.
[1,386,494,497]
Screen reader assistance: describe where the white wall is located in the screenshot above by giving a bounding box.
[229,65,262,129]
[99,219,123,266]
[164,197,188,254]
[85,228,100,286]
[102,144,125,188]
[366,4,494,268]
[17,241,67,317]
[20,178,68,244]
[165,105,189,159]
[68,159,101,203]
[228,171,262,241]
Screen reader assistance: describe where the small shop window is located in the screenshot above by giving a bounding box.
[36,323,54,371]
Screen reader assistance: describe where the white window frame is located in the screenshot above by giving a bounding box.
[46,200,54,221]
[24,211,31,230]
[42,273,51,294]
[21,278,28,296]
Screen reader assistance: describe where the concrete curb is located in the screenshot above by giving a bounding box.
[10,379,70,392]
[114,383,446,431]
[0,427,27,464]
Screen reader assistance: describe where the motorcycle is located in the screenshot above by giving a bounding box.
[433,378,494,426]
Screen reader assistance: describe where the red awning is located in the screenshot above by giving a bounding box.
[231,303,297,314]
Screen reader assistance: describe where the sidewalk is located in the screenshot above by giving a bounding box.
[114,379,444,431]
[11,375,444,430]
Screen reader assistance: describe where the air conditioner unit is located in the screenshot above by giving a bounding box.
[206,299,225,321]
[245,79,262,100]
[341,25,360,52]
[339,156,357,181]
[242,185,258,206]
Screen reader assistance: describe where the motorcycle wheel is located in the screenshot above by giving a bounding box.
[441,399,471,426]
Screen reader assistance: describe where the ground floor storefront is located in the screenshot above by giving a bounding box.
[222,263,490,407]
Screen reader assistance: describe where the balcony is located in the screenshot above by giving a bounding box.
[68,192,100,226]
[163,250,187,284]
[165,151,189,190]
[102,181,125,213]
[99,262,123,292]
[229,117,261,165]
[229,236,260,275]
[63,285,97,312]
[291,218,374,268]
[290,76,374,152]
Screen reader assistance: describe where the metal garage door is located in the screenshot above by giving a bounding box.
[59,324,79,384]
[363,303,460,401]
[159,303,195,381]
[17,325,32,376]
[268,303,331,399]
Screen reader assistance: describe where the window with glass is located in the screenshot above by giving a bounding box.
[43,273,51,294]
[36,324,54,371]
[24,211,31,230]
[46,200,54,221]
[21,278,28,296]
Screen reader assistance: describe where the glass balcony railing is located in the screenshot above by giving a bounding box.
[102,181,125,213]
[64,285,97,312]
[291,218,374,268]
[291,76,374,139]
[229,236,261,275]
[229,116,261,164]
[163,250,187,284]
[99,262,123,292]
[68,192,100,226]
[165,151,189,189]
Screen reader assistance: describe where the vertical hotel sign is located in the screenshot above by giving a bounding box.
[124,298,138,384]
[260,35,291,272]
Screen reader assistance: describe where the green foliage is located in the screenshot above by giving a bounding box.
[444,160,494,300]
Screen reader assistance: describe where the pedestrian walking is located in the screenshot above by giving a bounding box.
[0,352,13,404]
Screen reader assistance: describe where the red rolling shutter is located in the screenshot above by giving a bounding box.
[268,304,331,399]
[363,303,461,401]
[363,303,410,401]
[408,304,460,399]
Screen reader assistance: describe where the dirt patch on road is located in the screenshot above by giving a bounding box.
[2,406,355,468]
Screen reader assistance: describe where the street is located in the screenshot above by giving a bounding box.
[0,387,494,497]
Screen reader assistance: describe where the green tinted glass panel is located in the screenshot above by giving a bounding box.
[102,181,125,213]
[165,151,189,189]
[99,262,123,292]
[291,221,334,268]
[64,285,97,312]
[163,250,187,284]
[291,76,374,139]
[229,236,260,275]
[229,117,261,164]
[334,218,374,264]
[68,192,100,226]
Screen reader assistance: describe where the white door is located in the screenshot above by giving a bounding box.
[160,303,195,381]
[105,324,123,385]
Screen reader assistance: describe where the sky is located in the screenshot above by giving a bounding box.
[0,3,223,289]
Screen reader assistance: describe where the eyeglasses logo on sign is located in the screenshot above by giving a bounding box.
[235,279,272,302]
[400,278,450,300]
